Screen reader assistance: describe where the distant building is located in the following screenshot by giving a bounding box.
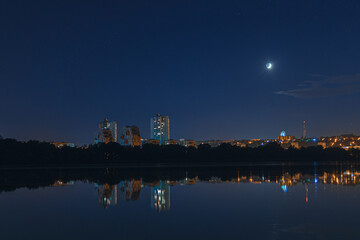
[119,126,141,147]
[341,134,355,139]
[96,118,117,144]
[291,140,318,149]
[150,114,170,145]
[179,139,197,148]
[233,142,247,147]
[316,135,360,148]
[164,139,178,145]
[51,142,75,148]
[291,142,300,149]
[146,139,160,145]
[277,131,295,143]
[318,142,327,149]
[197,140,231,148]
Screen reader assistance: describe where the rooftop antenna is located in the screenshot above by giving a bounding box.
[303,121,307,139]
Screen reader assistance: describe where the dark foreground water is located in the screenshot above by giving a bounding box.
[1,163,360,240]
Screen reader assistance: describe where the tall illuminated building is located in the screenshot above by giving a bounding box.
[119,126,141,147]
[96,118,117,143]
[150,114,170,145]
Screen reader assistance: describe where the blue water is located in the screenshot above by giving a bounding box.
[0,166,359,239]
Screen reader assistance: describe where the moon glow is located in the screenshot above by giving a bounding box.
[266,62,272,70]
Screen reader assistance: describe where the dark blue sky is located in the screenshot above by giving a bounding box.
[1,0,360,144]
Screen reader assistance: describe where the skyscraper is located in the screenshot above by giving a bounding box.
[119,126,141,147]
[150,114,170,145]
[96,118,117,144]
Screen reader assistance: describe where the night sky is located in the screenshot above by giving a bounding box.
[1,1,360,145]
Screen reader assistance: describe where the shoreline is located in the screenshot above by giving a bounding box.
[0,160,358,170]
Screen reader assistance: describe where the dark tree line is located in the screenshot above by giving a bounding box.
[0,138,359,166]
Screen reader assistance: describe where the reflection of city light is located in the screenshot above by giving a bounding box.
[92,168,360,212]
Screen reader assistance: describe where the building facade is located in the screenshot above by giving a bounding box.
[51,142,75,148]
[146,139,160,145]
[96,118,117,144]
[277,131,295,143]
[179,139,197,148]
[150,114,170,145]
[164,139,178,145]
[119,126,141,147]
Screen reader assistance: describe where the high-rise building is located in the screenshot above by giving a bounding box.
[150,114,170,145]
[119,126,141,147]
[96,118,117,144]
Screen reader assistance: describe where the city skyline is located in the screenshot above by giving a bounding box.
[1,1,360,145]
[1,113,359,145]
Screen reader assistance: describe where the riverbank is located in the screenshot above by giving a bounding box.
[1,160,359,170]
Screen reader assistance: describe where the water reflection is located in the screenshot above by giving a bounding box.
[95,183,117,208]
[37,164,360,212]
[151,181,171,212]
[118,179,142,201]
[2,164,360,240]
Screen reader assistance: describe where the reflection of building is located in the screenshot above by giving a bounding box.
[96,118,117,144]
[119,126,141,147]
[179,177,197,185]
[119,180,142,201]
[151,181,170,212]
[85,167,360,211]
[321,170,360,185]
[150,114,170,145]
[96,184,118,208]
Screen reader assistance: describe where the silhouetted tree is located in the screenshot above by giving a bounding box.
[0,138,358,166]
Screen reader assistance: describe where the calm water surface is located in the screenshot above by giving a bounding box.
[1,164,360,240]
